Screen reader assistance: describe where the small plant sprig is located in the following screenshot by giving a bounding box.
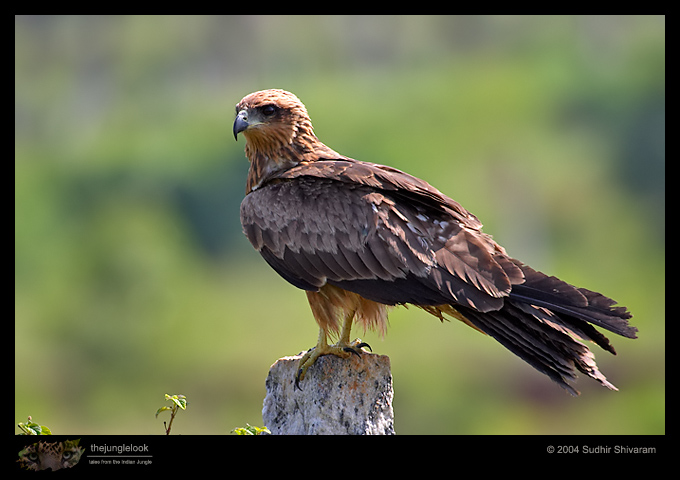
[17,416,52,435]
[155,394,187,435]
[231,424,271,435]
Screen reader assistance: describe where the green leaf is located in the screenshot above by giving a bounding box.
[17,418,52,435]
[231,424,270,435]
[165,394,187,410]
[155,406,172,418]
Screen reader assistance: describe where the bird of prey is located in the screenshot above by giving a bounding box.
[233,89,637,395]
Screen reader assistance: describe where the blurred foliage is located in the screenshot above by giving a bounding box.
[16,15,664,434]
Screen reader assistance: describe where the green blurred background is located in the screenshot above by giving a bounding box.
[15,15,664,435]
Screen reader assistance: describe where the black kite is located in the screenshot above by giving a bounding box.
[233,89,636,395]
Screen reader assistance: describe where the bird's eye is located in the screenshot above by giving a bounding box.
[261,105,277,116]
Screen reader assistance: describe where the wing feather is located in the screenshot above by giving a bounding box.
[240,170,515,312]
[366,233,407,278]
[337,242,375,278]
[242,160,633,338]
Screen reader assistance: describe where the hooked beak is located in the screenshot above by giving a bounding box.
[233,110,249,140]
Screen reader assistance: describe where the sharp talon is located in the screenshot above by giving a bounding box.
[343,346,362,358]
[294,373,303,391]
[298,346,315,356]
[357,342,372,352]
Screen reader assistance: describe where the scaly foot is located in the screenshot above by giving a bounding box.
[294,338,371,390]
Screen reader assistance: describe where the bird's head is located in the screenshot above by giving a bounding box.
[234,89,343,193]
[233,89,315,156]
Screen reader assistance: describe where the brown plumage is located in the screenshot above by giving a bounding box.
[234,89,637,395]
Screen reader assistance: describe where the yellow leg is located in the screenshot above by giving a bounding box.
[295,310,371,389]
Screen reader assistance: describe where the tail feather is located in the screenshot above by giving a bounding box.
[509,261,636,338]
[512,301,618,354]
[459,302,619,395]
[452,260,636,394]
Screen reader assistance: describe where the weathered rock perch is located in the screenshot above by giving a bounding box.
[262,352,395,435]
